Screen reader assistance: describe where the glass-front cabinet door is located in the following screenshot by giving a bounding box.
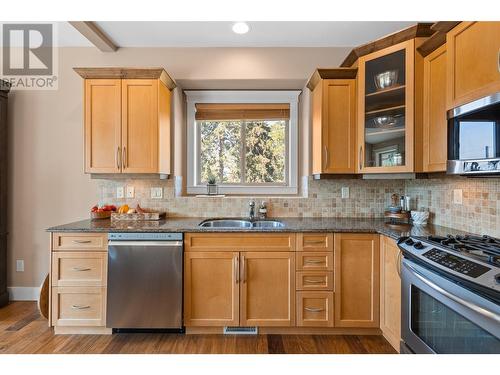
[357,40,415,173]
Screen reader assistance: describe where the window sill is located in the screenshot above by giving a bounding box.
[187,185,298,196]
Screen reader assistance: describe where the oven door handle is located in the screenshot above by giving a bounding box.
[406,262,500,324]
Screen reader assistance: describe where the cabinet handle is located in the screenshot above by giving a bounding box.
[305,307,325,313]
[397,249,402,278]
[71,304,90,310]
[234,255,239,284]
[71,267,91,272]
[497,48,500,73]
[304,240,325,245]
[305,259,325,264]
[117,146,121,170]
[242,255,246,283]
[359,146,363,170]
[324,146,329,169]
[72,240,91,244]
[123,147,127,169]
[304,279,324,284]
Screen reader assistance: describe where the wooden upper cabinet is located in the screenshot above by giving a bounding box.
[334,233,380,328]
[357,40,420,173]
[422,44,448,172]
[309,69,357,175]
[84,79,121,173]
[240,252,295,327]
[121,79,159,173]
[184,251,240,327]
[380,235,402,352]
[446,22,500,109]
[76,67,175,175]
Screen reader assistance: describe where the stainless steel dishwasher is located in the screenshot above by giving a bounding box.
[107,232,183,330]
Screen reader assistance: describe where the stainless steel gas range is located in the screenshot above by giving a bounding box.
[397,234,500,354]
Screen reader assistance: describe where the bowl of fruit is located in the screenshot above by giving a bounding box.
[90,204,116,220]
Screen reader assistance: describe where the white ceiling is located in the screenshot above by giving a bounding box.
[56,21,417,48]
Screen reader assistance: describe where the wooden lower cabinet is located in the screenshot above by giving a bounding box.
[51,286,107,327]
[184,252,240,327]
[334,233,380,328]
[296,291,334,327]
[380,236,402,352]
[50,232,109,334]
[296,271,333,291]
[240,252,295,327]
[184,251,295,327]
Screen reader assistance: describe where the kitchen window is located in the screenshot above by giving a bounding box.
[186,91,299,195]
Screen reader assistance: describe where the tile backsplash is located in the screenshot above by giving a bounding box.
[406,176,500,237]
[98,177,405,219]
[97,176,500,236]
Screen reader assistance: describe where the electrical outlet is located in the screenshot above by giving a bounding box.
[16,259,24,272]
[116,186,125,199]
[453,189,463,205]
[151,187,163,199]
[126,186,135,199]
[341,187,350,199]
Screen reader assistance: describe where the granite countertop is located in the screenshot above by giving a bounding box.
[46,217,467,240]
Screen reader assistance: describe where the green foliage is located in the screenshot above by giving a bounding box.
[199,119,286,184]
[245,120,285,183]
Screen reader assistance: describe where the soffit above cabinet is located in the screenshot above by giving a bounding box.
[340,22,434,67]
[73,67,176,90]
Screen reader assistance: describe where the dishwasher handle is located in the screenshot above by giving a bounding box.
[108,241,183,247]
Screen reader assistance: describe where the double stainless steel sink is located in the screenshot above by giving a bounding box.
[199,218,284,229]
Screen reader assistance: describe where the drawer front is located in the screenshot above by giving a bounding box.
[297,291,334,327]
[53,233,108,251]
[185,233,295,252]
[296,252,333,271]
[297,233,333,252]
[52,252,107,287]
[51,287,106,327]
[296,271,333,291]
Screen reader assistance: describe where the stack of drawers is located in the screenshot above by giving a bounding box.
[295,233,334,327]
[50,232,110,334]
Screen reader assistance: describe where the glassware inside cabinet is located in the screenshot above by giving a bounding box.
[364,49,406,168]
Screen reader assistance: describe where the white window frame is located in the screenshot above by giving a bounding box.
[186,90,300,195]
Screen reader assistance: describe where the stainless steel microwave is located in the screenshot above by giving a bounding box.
[447,93,500,175]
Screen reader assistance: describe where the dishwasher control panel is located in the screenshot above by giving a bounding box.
[108,232,183,241]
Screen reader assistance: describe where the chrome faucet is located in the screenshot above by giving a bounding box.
[248,200,256,220]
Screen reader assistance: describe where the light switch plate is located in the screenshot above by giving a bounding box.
[341,187,350,199]
[151,187,163,199]
[453,189,463,205]
[126,186,135,199]
[16,259,24,272]
[116,187,125,199]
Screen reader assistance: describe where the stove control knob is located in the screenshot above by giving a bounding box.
[405,238,415,246]
[414,242,425,250]
[495,273,500,285]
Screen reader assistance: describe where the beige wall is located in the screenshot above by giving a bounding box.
[7,46,350,287]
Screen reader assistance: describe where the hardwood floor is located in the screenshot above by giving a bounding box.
[0,302,396,354]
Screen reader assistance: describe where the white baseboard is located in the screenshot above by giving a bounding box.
[7,287,40,301]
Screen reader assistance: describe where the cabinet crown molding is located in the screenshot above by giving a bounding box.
[73,67,176,90]
[340,22,434,67]
[306,68,358,91]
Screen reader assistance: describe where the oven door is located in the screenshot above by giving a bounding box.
[401,258,500,354]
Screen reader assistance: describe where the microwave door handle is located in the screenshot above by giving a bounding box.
[406,263,500,324]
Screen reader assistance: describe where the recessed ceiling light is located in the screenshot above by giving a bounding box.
[232,22,249,34]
